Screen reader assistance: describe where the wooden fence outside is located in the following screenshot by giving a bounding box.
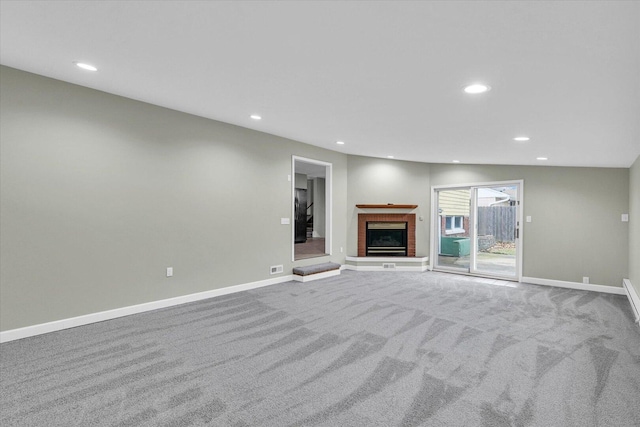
[477,206,516,242]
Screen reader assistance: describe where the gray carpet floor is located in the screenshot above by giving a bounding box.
[1,271,639,426]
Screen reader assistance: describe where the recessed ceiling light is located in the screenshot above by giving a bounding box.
[74,62,97,71]
[336,141,345,145]
[536,157,548,161]
[514,136,530,141]
[250,114,262,120]
[387,155,394,159]
[464,83,490,94]
[452,160,460,163]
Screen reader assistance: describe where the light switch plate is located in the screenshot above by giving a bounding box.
[526,216,532,223]
[166,267,173,277]
[281,218,290,225]
[622,214,629,222]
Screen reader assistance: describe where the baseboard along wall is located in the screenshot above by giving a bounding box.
[0,275,294,343]
[622,279,640,324]
[2,271,634,343]
[521,276,626,295]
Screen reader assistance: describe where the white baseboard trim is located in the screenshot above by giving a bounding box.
[623,279,640,324]
[293,269,341,283]
[345,256,429,263]
[342,265,429,272]
[521,276,626,295]
[0,275,294,343]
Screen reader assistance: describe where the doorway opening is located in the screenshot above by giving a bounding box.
[292,157,332,261]
[431,181,523,281]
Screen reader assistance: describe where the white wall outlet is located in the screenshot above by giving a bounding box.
[166,267,173,277]
[622,214,629,222]
[287,174,291,182]
[340,247,343,253]
[582,276,589,284]
[281,218,290,225]
[270,265,283,275]
[526,216,532,223]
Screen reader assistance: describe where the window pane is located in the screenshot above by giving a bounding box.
[445,217,452,229]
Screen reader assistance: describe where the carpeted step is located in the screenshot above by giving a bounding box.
[293,262,341,282]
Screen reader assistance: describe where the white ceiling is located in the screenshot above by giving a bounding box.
[1,1,639,167]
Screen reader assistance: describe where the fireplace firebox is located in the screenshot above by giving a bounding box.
[366,222,408,256]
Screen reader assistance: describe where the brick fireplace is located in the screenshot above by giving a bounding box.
[358,213,416,257]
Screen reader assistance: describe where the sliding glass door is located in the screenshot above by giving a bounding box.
[470,185,519,278]
[435,188,471,272]
[434,181,521,281]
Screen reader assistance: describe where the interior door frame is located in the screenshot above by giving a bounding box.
[291,156,333,262]
[430,179,524,282]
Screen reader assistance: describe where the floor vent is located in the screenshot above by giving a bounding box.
[382,263,396,269]
[270,265,284,275]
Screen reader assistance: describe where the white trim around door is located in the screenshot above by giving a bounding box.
[291,156,333,262]
[430,179,524,282]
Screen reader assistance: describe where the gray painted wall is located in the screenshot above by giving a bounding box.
[294,173,308,189]
[346,158,629,287]
[429,164,629,287]
[1,65,634,332]
[347,156,431,256]
[313,178,326,237]
[630,155,640,295]
[0,66,347,331]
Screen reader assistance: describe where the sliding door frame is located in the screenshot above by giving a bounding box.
[430,180,524,282]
